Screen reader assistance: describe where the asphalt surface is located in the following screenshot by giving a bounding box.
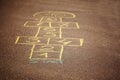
[0,0,120,80]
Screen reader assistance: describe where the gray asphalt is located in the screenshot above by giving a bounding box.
[0,0,120,80]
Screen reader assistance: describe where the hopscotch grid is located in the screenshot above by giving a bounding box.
[15,11,84,64]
